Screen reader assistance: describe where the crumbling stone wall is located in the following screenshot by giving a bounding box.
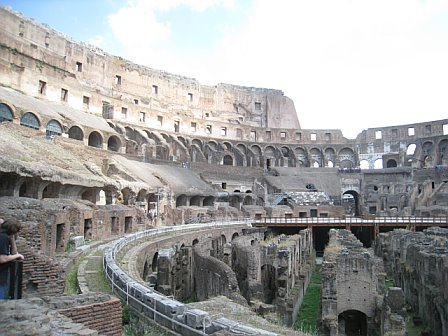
[321,229,385,335]
[375,227,448,336]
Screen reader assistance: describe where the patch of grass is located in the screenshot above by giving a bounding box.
[406,314,429,336]
[294,266,322,333]
[64,260,81,294]
[385,275,394,289]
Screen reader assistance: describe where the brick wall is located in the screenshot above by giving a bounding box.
[43,293,123,336]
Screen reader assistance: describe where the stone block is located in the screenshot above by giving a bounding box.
[184,309,209,329]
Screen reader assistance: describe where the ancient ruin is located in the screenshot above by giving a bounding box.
[0,5,447,335]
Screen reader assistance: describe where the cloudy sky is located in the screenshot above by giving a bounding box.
[2,0,448,138]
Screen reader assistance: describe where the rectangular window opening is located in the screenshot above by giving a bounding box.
[83,96,90,108]
[391,129,398,137]
[206,125,212,134]
[121,107,127,119]
[221,127,227,136]
[134,99,139,105]
[174,120,180,133]
[157,116,163,127]
[139,112,145,122]
[191,122,197,132]
[250,131,257,141]
[443,124,448,135]
[325,132,331,141]
[38,80,46,95]
[375,130,382,139]
[280,132,287,140]
[61,88,68,102]
[310,133,317,141]
[152,85,158,94]
[266,131,271,141]
[425,125,432,134]
[254,102,261,110]
[408,127,415,136]
[76,62,82,72]
[188,93,193,101]
[236,128,243,139]
[222,182,227,189]
[115,75,121,85]
[296,132,302,141]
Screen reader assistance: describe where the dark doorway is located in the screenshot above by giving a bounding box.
[261,264,276,304]
[338,310,367,335]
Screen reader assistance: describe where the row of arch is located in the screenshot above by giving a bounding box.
[0,103,123,151]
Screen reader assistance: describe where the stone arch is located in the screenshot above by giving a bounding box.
[338,310,367,336]
[310,147,323,167]
[191,138,203,150]
[406,143,416,155]
[88,131,103,149]
[41,182,62,199]
[190,195,201,206]
[236,143,247,154]
[261,264,276,304]
[192,238,199,246]
[437,139,448,165]
[20,112,40,130]
[121,187,135,205]
[343,190,361,216]
[280,146,293,167]
[360,159,369,169]
[107,135,121,152]
[386,159,397,168]
[68,125,84,141]
[176,194,187,207]
[222,141,232,151]
[231,232,239,240]
[177,136,189,148]
[203,196,214,206]
[243,195,253,205]
[421,141,434,167]
[223,155,233,166]
[264,145,277,169]
[338,148,356,168]
[324,147,336,167]
[250,145,262,167]
[136,189,147,203]
[46,119,63,137]
[294,147,308,167]
[206,140,218,151]
[0,102,14,122]
[81,188,99,204]
[374,158,383,169]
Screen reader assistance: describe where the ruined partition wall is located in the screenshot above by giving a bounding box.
[321,229,386,335]
[375,227,448,336]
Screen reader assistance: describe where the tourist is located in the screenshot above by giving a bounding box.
[0,218,25,300]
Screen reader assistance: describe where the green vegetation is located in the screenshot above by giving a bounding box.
[64,259,81,294]
[293,266,322,334]
[406,313,429,336]
[385,275,394,289]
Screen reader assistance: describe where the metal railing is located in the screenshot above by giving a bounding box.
[252,216,448,226]
[103,219,278,336]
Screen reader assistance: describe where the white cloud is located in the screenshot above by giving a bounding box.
[108,0,448,138]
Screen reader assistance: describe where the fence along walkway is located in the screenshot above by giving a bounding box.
[103,220,279,336]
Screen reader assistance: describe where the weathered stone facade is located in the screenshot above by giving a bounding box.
[375,227,448,336]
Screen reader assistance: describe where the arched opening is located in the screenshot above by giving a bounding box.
[261,264,276,304]
[0,103,13,122]
[68,126,84,141]
[374,158,383,169]
[42,182,61,199]
[20,112,40,129]
[223,155,233,166]
[386,159,397,168]
[406,143,416,155]
[327,160,334,168]
[192,238,199,246]
[203,196,214,206]
[231,232,239,241]
[46,119,62,138]
[176,194,187,207]
[88,131,103,148]
[243,195,253,205]
[343,190,361,217]
[81,188,98,203]
[359,160,369,169]
[190,195,201,206]
[107,135,121,152]
[338,310,367,336]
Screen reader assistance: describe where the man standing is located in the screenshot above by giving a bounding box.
[0,218,24,299]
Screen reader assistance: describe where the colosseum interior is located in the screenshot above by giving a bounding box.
[0,6,447,336]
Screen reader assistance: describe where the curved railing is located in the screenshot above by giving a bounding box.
[103,220,278,336]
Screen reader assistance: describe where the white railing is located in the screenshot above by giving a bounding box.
[103,219,278,336]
